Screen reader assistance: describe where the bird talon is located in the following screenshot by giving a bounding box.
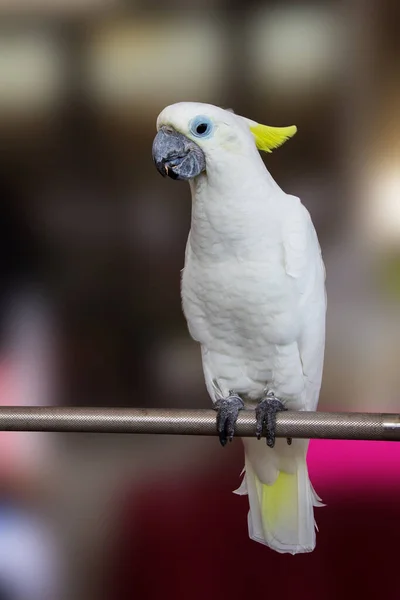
[256,393,287,447]
[215,393,244,446]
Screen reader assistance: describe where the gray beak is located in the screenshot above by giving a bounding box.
[152,126,206,181]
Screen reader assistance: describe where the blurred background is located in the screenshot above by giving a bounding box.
[0,0,398,598]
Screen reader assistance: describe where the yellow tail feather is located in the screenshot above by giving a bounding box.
[258,471,299,543]
[260,471,298,531]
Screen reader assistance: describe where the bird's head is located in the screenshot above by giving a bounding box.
[152,102,297,181]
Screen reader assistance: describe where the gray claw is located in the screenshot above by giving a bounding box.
[215,392,244,447]
[256,391,288,448]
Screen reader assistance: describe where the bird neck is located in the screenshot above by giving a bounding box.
[188,156,282,261]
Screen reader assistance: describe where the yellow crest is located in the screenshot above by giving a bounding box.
[250,123,297,153]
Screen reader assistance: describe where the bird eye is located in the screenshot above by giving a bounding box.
[190,116,213,138]
[196,123,208,135]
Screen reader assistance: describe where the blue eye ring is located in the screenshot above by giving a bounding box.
[190,115,213,138]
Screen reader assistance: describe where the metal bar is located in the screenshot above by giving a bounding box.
[0,407,398,441]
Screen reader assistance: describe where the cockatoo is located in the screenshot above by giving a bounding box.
[152,102,326,554]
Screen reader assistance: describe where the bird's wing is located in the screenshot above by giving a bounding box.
[282,198,327,410]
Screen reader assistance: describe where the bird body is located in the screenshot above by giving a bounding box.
[153,102,327,554]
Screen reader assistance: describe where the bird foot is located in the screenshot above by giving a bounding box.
[256,391,291,448]
[214,392,244,447]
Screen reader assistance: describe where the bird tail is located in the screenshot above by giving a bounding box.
[234,438,323,554]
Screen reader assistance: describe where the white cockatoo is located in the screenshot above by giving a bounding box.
[152,102,326,554]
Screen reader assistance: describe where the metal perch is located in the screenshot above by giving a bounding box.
[0,407,398,441]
